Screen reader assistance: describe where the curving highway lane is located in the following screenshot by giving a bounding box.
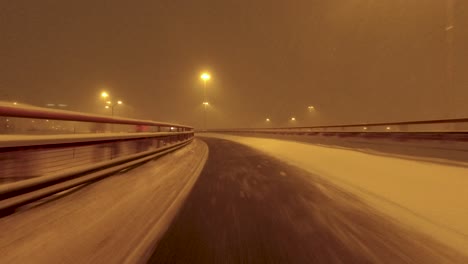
[150,137,467,263]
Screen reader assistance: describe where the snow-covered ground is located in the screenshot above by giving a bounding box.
[202,133,468,255]
[0,139,208,263]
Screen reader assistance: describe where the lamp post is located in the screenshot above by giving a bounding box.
[105,100,123,116]
[101,91,122,116]
[446,0,454,109]
[200,73,211,130]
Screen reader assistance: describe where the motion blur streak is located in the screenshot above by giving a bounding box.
[0,140,208,263]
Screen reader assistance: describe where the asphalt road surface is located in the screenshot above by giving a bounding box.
[149,137,467,263]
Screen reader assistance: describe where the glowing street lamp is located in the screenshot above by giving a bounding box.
[200,72,211,130]
[99,92,122,116]
[308,105,315,112]
[266,118,270,122]
[291,117,296,121]
[201,73,211,81]
[105,101,123,116]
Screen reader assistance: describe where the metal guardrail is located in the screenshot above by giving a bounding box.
[204,117,468,141]
[0,102,194,184]
[0,102,195,215]
[0,139,193,216]
[269,117,468,131]
[0,101,192,134]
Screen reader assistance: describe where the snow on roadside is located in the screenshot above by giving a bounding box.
[202,133,468,255]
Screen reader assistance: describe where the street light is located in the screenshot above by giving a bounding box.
[106,100,123,116]
[266,118,270,122]
[291,117,296,121]
[306,105,319,126]
[201,73,211,81]
[446,0,455,98]
[99,92,122,116]
[200,72,211,130]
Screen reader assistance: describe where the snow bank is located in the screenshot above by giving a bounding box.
[202,133,468,254]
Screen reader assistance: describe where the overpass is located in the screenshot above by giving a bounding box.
[0,102,467,263]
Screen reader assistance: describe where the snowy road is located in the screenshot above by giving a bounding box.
[150,137,467,263]
[1,135,467,263]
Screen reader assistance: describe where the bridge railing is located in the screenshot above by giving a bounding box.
[206,117,468,141]
[0,102,194,185]
[0,101,192,134]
